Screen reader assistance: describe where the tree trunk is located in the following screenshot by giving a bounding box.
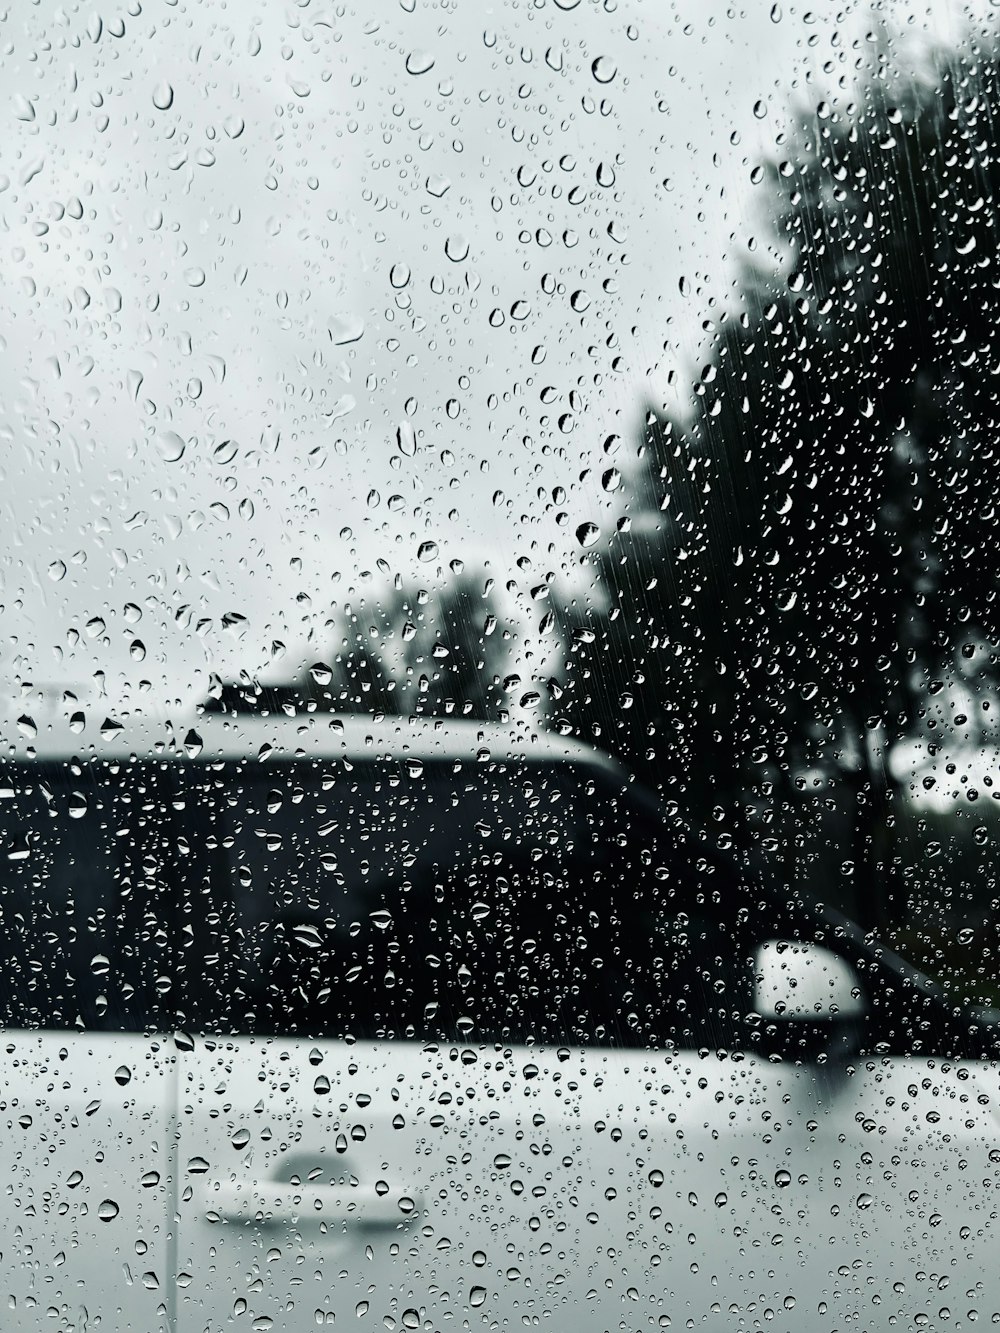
[847,723,903,935]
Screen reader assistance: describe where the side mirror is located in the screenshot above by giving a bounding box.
[752,940,866,1061]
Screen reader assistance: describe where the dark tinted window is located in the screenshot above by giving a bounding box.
[173,761,745,1047]
[0,763,173,1031]
[0,757,745,1045]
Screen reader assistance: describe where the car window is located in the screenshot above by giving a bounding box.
[171,761,742,1046]
[0,763,173,1031]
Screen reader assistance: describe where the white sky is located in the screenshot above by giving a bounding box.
[0,0,974,731]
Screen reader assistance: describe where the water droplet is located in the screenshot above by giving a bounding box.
[13,94,36,122]
[576,522,600,548]
[154,430,186,463]
[213,439,239,465]
[405,50,435,75]
[356,1303,370,1318]
[425,174,451,198]
[397,421,416,455]
[314,1074,332,1095]
[774,1169,791,1188]
[65,792,89,823]
[48,560,67,581]
[591,56,617,83]
[152,81,174,110]
[470,1287,487,1308]
[98,1200,120,1222]
[328,314,365,345]
[183,729,203,758]
[601,467,621,492]
[596,162,616,188]
[856,1192,874,1209]
[445,234,470,262]
[67,1170,84,1189]
[493,1153,512,1170]
[17,715,37,739]
[187,1156,210,1175]
[185,267,206,288]
[141,1170,160,1188]
[714,1191,728,1207]
[232,1129,251,1150]
[648,1169,664,1187]
[417,540,438,563]
[130,639,146,662]
[390,263,411,289]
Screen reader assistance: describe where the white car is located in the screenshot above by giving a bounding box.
[1,711,998,1333]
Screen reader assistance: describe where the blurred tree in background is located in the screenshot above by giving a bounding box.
[558,37,1000,928]
[206,570,513,722]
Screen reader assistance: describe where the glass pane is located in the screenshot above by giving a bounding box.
[172,760,737,1045]
[0,763,172,1030]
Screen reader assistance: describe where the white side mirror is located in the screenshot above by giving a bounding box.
[753,940,866,1021]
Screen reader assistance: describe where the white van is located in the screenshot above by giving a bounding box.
[2,711,998,1333]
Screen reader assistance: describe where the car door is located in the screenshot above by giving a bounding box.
[166,755,774,1333]
[0,761,177,1333]
[168,754,1000,1333]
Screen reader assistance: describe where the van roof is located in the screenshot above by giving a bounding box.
[0,709,630,781]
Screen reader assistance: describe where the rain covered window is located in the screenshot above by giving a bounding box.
[5,2,1000,1330]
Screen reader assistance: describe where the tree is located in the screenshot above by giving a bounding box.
[557,37,1000,929]
[204,570,514,723]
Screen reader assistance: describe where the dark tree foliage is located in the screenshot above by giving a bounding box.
[204,571,512,723]
[556,41,1000,928]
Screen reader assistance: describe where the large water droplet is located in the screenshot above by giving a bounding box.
[405,50,435,75]
[445,234,470,263]
[328,314,365,346]
[576,522,600,548]
[591,56,617,83]
[155,430,186,463]
[152,81,174,110]
[397,421,416,456]
[98,1200,120,1222]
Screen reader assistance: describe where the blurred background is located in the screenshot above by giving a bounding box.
[2,0,999,1002]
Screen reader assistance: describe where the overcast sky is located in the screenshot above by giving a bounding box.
[0,0,974,734]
